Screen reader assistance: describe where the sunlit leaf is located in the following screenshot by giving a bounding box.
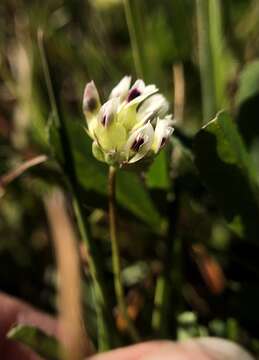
[7,324,61,360]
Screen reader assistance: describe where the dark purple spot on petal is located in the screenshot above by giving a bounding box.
[86,97,98,112]
[101,114,107,126]
[160,137,167,148]
[127,88,141,102]
[131,137,145,152]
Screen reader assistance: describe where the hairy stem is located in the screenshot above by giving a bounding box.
[108,166,140,342]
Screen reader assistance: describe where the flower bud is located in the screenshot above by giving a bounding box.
[125,122,154,163]
[98,98,119,128]
[152,116,174,153]
[109,76,131,101]
[83,81,100,115]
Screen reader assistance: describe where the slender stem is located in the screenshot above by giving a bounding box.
[172,62,185,124]
[196,0,217,123]
[151,186,181,338]
[151,275,168,336]
[38,31,115,350]
[108,166,140,342]
[123,0,146,79]
[0,155,47,188]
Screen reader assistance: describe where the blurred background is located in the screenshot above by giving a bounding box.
[1,0,259,355]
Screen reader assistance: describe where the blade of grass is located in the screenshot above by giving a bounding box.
[209,0,228,109]
[173,62,185,124]
[37,29,118,350]
[123,0,146,79]
[196,0,217,123]
[7,324,61,360]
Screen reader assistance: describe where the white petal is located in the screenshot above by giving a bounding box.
[138,94,169,119]
[144,84,157,93]
[125,87,158,108]
[83,81,101,114]
[152,117,174,153]
[109,76,131,100]
[131,79,146,92]
[125,122,154,163]
[98,98,119,127]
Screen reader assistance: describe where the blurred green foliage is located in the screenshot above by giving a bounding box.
[1,0,259,356]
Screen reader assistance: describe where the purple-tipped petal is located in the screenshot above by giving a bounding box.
[83,81,100,114]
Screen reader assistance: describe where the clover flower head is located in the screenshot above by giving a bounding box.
[83,76,174,167]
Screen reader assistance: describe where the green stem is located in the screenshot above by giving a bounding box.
[196,0,217,123]
[38,31,115,350]
[151,275,169,336]
[123,0,146,79]
[151,186,181,338]
[108,166,140,342]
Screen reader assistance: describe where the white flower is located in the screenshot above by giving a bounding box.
[82,77,174,166]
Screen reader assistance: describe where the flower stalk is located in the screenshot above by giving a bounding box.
[108,166,140,342]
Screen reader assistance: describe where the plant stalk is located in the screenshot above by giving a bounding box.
[151,185,181,338]
[108,166,140,342]
[38,30,115,350]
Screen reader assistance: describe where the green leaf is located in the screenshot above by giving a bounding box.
[7,324,61,360]
[236,61,259,146]
[236,60,259,106]
[146,150,170,190]
[116,169,161,230]
[194,111,259,242]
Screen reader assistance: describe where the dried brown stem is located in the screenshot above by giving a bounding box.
[45,190,93,360]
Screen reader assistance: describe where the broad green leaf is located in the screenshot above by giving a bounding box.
[236,61,259,147]
[194,111,259,242]
[116,169,161,229]
[236,61,259,106]
[7,324,61,360]
[146,150,170,190]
